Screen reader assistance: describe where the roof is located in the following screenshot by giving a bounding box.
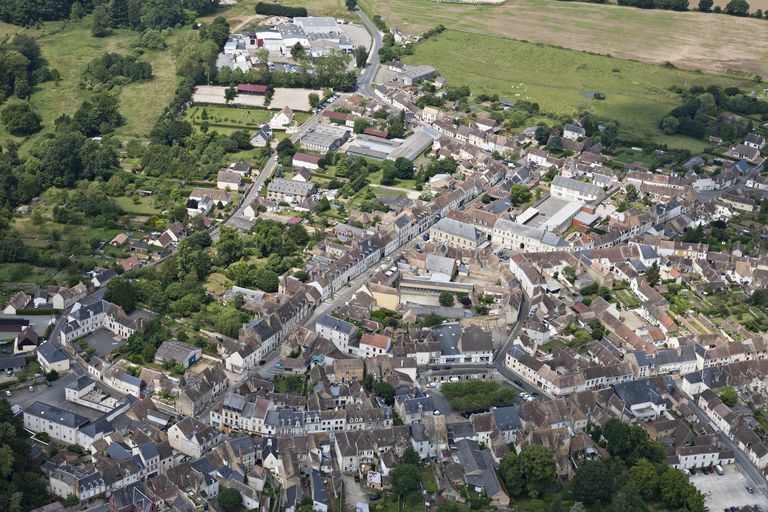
[25,401,90,429]
[315,314,356,334]
[38,342,69,363]
[236,84,268,93]
[293,152,322,164]
[432,217,483,242]
[360,333,391,350]
[551,175,603,197]
[267,177,316,196]
[217,169,242,184]
[155,340,200,363]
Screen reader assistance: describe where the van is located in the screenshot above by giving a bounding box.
[714,465,724,475]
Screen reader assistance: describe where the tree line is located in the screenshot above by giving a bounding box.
[84,52,153,87]
[557,0,761,15]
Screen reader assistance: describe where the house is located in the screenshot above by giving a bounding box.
[293,152,322,170]
[90,268,117,288]
[250,124,273,147]
[359,333,391,358]
[154,340,202,369]
[3,291,30,314]
[454,439,509,507]
[118,256,141,273]
[745,132,766,150]
[52,283,87,310]
[0,354,27,375]
[168,417,222,459]
[315,314,358,353]
[563,124,585,141]
[227,161,252,176]
[310,470,329,512]
[37,342,71,374]
[267,178,316,203]
[189,188,232,207]
[731,144,761,163]
[397,64,436,85]
[292,168,312,183]
[269,106,294,129]
[110,233,128,247]
[217,169,243,191]
[15,326,39,354]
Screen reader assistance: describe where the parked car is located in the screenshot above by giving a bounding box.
[701,467,709,475]
[746,486,755,494]
[370,495,380,501]
[714,464,724,475]
[34,373,42,378]
[433,410,441,416]
[28,386,34,392]
[513,379,523,386]
[4,391,10,397]
[45,380,51,387]
[258,360,267,366]
[427,382,437,388]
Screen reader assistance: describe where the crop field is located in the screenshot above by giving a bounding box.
[0,16,185,148]
[359,0,768,76]
[402,30,753,148]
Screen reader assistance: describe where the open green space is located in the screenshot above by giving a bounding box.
[113,196,162,215]
[403,30,752,149]
[0,16,185,148]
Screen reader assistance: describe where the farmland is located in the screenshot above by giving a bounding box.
[358,0,768,77]
[401,30,754,149]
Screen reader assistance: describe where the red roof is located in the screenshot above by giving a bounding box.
[293,152,322,164]
[286,217,304,225]
[322,111,349,121]
[237,84,268,94]
[364,127,388,139]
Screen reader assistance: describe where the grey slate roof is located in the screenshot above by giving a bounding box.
[25,401,90,429]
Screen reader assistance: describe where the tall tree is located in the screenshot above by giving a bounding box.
[110,0,129,27]
[92,4,111,37]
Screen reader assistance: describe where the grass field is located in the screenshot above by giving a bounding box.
[114,196,162,215]
[402,30,753,148]
[183,105,312,130]
[0,16,185,149]
[359,0,768,77]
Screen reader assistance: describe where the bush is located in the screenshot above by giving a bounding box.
[254,2,307,16]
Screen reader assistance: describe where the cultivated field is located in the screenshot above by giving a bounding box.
[359,0,768,76]
[403,30,754,149]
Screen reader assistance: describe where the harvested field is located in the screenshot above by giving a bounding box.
[359,0,768,76]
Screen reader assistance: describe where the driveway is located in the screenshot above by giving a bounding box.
[7,370,106,421]
[690,465,768,511]
[342,474,368,509]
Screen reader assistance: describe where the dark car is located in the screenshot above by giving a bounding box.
[443,366,451,370]
[258,360,267,366]
[354,475,360,483]
[45,380,51,387]
[370,495,380,501]
[746,486,755,494]
[431,366,440,371]
[701,467,709,475]
[513,379,523,386]
[690,468,696,475]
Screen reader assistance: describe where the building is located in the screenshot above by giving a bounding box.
[168,417,222,459]
[359,333,391,358]
[430,217,485,250]
[315,314,358,353]
[397,64,436,85]
[250,124,273,148]
[266,178,316,203]
[23,402,89,445]
[60,301,143,345]
[300,124,349,154]
[387,128,435,161]
[154,340,202,369]
[217,169,242,191]
[492,218,568,252]
[293,152,322,170]
[550,176,605,203]
[37,342,70,374]
[269,106,294,129]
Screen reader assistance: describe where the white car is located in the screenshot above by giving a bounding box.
[427,382,437,388]
[433,410,441,416]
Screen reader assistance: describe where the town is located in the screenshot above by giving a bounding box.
[0,0,768,512]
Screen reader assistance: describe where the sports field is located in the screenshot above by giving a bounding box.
[402,30,754,150]
[359,0,768,76]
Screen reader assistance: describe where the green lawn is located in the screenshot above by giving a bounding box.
[114,196,161,215]
[402,30,752,149]
[0,16,186,149]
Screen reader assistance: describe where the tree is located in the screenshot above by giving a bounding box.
[218,488,243,511]
[353,117,369,134]
[659,467,705,512]
[391,463,421,497]
[92,4,111,37]
[354,45,367,68]
[290,42,306,61]
[562,266,577,283]
[308,93,320,109]
[589,319,606,340]
[276,138,297,159]
[510,184,532,205]
[372,381,395,405]
[46,370,59,381]
[499,445,556,498]
[317,196,331,212]
[631,458,660,500]
[719,386,738,407]
[610,482,646,512]
[70,1,84,20]
[439,291,454,307]
[660,116,679,135]
[224,86,238,104]
[572,460,619,505]
[645,262,660,287]
[215,227,244,266]
[1,103,42,135]
[401,446,420,465]
[103,277,137,312]
[724,0,750,14]
[64,495,79,507]
[698,0,713,10]
[625,183,639,202]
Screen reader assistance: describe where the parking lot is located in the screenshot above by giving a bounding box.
[690,465,768,511]
[81,328,124,357]
[7,370,106,421]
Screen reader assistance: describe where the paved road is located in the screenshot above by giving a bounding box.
[688,396,768,498]
[353,7,383,99]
